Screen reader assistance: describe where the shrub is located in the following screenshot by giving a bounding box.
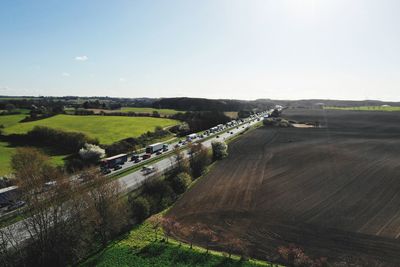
[129,196,151,222]
[211,141,228,160]
[27,126,98,153]
[143,180,176,212]
[168,172,192,194]
[79,143,105,162]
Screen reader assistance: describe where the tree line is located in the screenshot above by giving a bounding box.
[0,140,228,266]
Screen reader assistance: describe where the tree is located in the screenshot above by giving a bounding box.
[189,143,210,178]
[79,143,105,163]
[173,148,189,173]
[197,225,218,254]
[148,215,162,241]
[84,169,129,246]
[4,103,15,111]
[181,222,202,249]
[224,237,245,259]
[7,148,90,266]
[211,141,228,161]
[168,172,191,194]
[129,196,150,222]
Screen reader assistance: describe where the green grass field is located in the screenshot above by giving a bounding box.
[81,218,274,267]
[324,106,400,112]
[0,141,67,176]
[120,107,181,115]
[0,114,26,128]
[4,115,179,144]
[0,142,14,176]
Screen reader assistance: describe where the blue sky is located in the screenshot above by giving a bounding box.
[0,0,399,100]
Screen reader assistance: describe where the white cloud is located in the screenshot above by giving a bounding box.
[62,72,70,77]
[75,55,88,61]
[0,86,10,91]
[119,77,126,82]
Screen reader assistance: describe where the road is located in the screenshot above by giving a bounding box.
[119,116,264,192]
[1,110,271,248]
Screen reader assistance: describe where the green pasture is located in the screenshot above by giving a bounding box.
[3,115,179,144]
[0,114,26,128]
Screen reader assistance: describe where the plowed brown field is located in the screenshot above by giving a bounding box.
[167,109,400,265]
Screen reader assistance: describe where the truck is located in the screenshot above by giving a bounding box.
[100,154,128,169]
[146,143,168,154]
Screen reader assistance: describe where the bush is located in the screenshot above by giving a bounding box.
[143,180,176,212]
[27,126,98,153]
[189,144,211,178]
[211,141,228,160]
[129,196,151,222]
[168,172,192,194]
[79,143,105,162]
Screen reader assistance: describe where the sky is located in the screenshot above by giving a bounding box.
[0,0,400,101]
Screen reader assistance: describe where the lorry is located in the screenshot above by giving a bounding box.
[146,143,168,154]
[100,154,128,169]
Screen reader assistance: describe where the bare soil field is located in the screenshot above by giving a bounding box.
[167,109,400,266]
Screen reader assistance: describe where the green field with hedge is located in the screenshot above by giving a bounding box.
[4,115,179,144]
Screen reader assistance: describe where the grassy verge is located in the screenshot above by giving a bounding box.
[80,217,277,267]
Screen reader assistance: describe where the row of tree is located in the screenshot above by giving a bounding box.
[0,140,228,266]
[0,148,129,266]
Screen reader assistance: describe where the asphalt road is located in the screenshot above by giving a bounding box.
[119,117,264,192]
[1,111,270,248]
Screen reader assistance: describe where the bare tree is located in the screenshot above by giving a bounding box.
[148,215,162,242]
[83,168,129,247]
[197,225,218,254]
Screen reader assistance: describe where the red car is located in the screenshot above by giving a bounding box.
[142,153,151,160]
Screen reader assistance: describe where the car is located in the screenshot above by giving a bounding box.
[102,168,111,175]
[216,135,220,138]
[130,154,140,161]
[156,151,162,155]
[178,140,183,144]
[174,144,180,148]
[230,131,234,134]
[141,165,156,175]
[113,165,122,171]
[182,141,187,145]
[142,153,151,160]
[134,158,141,163]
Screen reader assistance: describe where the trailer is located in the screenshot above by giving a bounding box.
[101,154,128,168]
[146,143,167,154]
[0,186,20,207]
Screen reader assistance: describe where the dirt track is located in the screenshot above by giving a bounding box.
[167,109,400,265]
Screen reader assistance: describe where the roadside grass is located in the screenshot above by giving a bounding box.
[80,218,275,267]
[3,115,179,144]
[324,106,400,112]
